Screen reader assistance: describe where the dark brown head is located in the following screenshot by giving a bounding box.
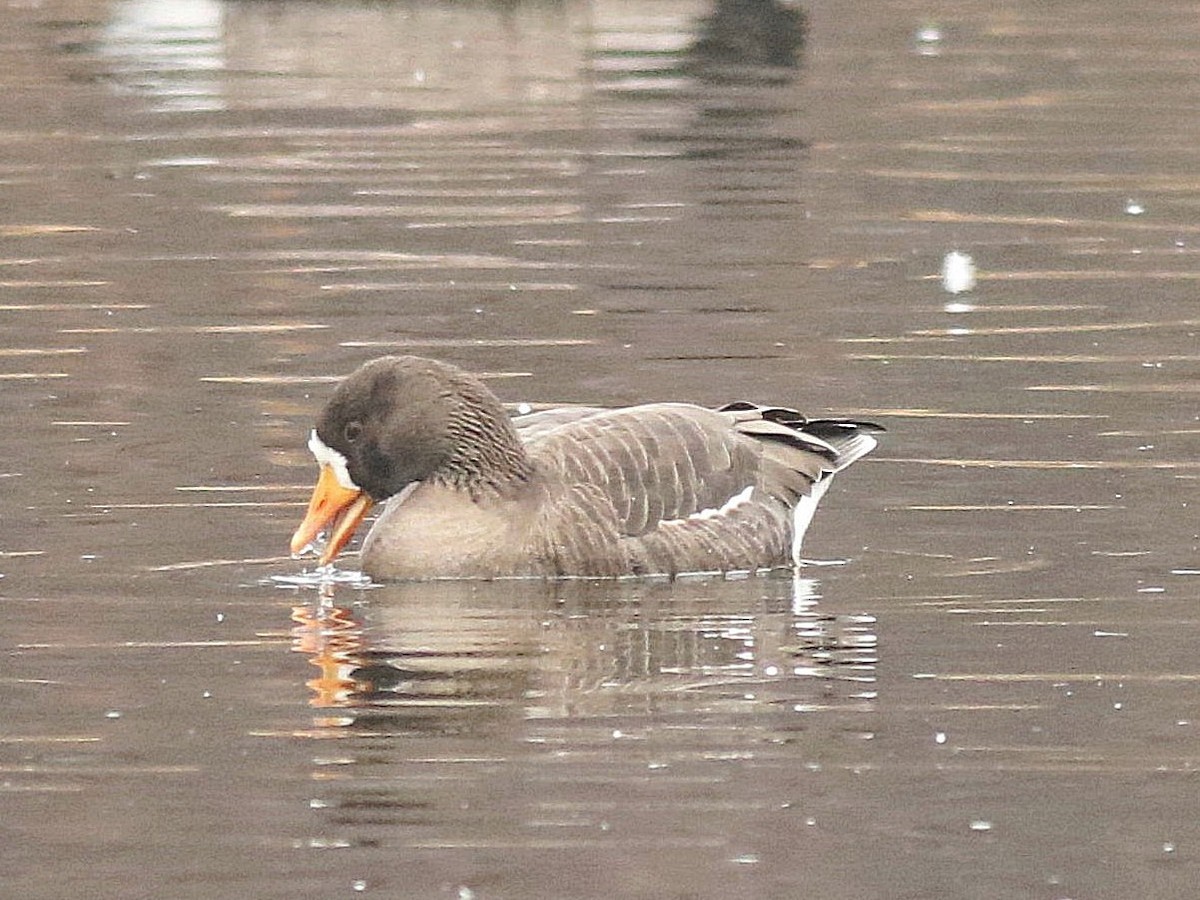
[291,356,532,565]
[315,356,531,498]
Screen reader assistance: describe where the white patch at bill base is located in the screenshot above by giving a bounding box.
[309,430,360,491]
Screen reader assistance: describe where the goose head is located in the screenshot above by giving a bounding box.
[289,356,531,566]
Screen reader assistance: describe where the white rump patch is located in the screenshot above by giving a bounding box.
[792,479,833,565]
[791,429,880,565]
[309,430,360,491]
[688,485,754,522]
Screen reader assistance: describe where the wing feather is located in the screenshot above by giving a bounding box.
[522,399,882,575]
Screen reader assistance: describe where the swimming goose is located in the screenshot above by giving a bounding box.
[290,356,882,580]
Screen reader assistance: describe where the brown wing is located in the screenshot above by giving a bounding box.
[523,401,882,576]
[525,403,767,537]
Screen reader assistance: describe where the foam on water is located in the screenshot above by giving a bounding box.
[269,565,375,590]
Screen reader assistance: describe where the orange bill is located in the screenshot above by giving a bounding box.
[290,464,376,565]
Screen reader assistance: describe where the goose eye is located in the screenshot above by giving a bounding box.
[343,421,363,444]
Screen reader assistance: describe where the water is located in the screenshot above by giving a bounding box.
[4,1,1200,897]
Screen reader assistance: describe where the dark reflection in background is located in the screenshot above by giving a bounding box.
[691,0,805,74]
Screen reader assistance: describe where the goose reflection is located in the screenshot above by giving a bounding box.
[288,572,878,724]
[284,572,878,846]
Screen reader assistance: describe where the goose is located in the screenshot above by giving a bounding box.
[289,356,882,579]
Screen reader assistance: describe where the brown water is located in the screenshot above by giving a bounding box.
[4,1,1199,898]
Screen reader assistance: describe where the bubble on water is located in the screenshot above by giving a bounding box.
[941,251,976,294]
[305,838,351,849]
[914,23,944,55]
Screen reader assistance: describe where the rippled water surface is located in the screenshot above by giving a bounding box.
[5,1,1200,898]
